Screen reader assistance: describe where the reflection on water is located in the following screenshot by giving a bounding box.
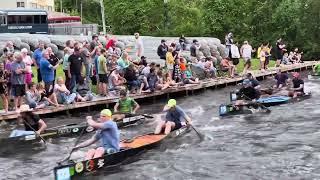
[1,75,320,179]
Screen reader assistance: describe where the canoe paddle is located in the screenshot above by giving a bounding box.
[22,118,47,145]
[190,124,204,141]
[57,125,87,165]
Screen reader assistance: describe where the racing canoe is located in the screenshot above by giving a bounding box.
[219,104,270,117]
[0,115,146,144]
[53,125,191,180]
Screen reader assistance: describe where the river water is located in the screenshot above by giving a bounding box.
[1,74,320,180]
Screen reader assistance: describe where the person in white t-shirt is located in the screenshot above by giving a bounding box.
[240,41,254,74]
[134,32,144,59]
[21,48,33,85]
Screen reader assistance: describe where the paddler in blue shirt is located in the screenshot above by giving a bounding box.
[154,99,192,135]
[73,109,120,160]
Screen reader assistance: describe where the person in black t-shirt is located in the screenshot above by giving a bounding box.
[68,47,84,92]
[9,104,47,137]
[235,79,260,106]
[288,72,304,98]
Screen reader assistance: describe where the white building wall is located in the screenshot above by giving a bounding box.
[0,0,54,11]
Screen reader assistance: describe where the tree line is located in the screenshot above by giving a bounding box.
[56,0,319,59]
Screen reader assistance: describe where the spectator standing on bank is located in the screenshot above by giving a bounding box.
[33,42,45,83]
[11,52,27,111]
[21,48,33,86]
[275,38,286,67]
[134,33,144,59]
[179,35,186,51]
[0,62,9,112]
[81,41,92,83]
[97,49,108,97]
[225,32,233,59]
[47,47,59,81]
[63,47,71,90]
[157,39,168,60]
[240,41,254,75]
[68,47,85,92]
[40,50,60,103]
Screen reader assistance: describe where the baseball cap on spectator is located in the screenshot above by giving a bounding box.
[161,39,166,43]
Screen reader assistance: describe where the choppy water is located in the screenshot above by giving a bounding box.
[1,74,320,180]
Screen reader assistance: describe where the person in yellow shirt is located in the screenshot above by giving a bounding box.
[166,47,176,80]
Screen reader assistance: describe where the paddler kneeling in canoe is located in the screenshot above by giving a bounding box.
[73,109,120,160]
[113,90,140,121]
[154,99,192,135]
[288,72,304,98]
[235,79,261,106]
[9,104,47,137]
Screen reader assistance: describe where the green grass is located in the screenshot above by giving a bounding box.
[1,59,272,110]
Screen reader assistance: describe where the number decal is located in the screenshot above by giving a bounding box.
[220,106,227,115]
[56,167,71,180]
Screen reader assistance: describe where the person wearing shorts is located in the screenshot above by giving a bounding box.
[240,41,253,75]
[11,52,27,110]
[154,99,192,135]
[97,49,108,96]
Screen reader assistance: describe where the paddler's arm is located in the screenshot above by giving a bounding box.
[132,100,140,114]
[74,136,97,150]
[37,119,47,135]
[184,115,192,125]
[114,102,119,113]
[87,117,106,129]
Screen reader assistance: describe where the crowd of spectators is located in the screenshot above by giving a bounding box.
[0,33,306,113]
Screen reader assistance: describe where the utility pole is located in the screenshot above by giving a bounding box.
[60,0,62,12]
[80,0,83,23]
[100,0,106,35]
[164,0,168,31]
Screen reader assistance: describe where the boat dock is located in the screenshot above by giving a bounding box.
[0,61,318,121]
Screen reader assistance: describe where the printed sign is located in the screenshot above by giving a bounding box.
[8,26,32,30]
[86,160,95,172]
[25,135,36,141]
[56,167,71,180]
[219,105,227,115]
[97,159,104,168]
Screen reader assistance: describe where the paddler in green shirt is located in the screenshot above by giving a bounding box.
[313,64,320,75]
[113,90,140,120]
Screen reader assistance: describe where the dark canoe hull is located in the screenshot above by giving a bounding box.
[219,104,269,117]
[54,126,191,180]
[0,115,145,145]
[308,74,320,80]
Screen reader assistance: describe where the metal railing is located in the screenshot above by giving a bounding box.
[48,24,99,35]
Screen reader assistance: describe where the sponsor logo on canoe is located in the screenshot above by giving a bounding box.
[72,128,79,133]
[86,126,94,132]
[97,159,104,168]
[86,160,95,172]
[58,128,72,135]
[75,162,84,173]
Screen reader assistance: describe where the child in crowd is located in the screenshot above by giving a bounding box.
[166,47,176,80]
[0,62,9,112]
[282,52,290,65]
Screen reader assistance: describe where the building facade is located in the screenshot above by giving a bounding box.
[0,0,54,12]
